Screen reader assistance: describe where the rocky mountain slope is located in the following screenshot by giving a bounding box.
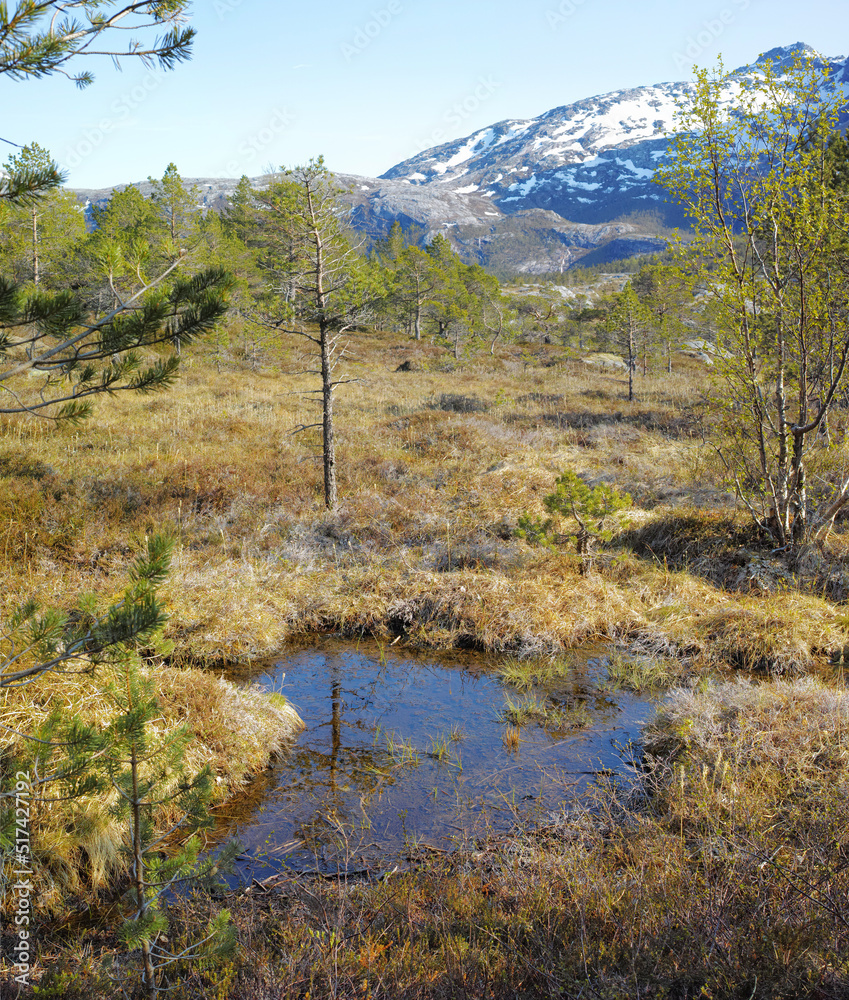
[72,44,847,275]
[381,43,849,227]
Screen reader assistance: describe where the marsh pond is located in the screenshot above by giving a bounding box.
[218,639,656,884]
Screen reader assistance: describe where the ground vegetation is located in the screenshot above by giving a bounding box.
[4,246,849,999]
[4,43,849,1000]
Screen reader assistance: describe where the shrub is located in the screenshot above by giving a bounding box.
[517,470,631,570]
[429,393,490,413]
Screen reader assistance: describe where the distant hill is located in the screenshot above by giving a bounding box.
[72,44,849,275]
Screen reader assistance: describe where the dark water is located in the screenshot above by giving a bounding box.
[219,639,654,883]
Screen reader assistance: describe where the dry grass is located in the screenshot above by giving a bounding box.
[31,673,849,998]
[1,661,303,911]
[6,326,849,996]
[163,676,846,999]
[501,724,521,749]
[644,675,849,838]
[3,334,845,674]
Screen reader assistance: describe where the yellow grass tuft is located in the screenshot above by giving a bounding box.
[7,328,849,995]
[644,675,849,847]
[3,332,848,671]
[1,662,303,911]
[502,725,522,749]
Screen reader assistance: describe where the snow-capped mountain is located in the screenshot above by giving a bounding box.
[380,87,685,225]
[380,43,849,226]
[75,45,849,275]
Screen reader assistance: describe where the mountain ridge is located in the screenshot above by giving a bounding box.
[72,43,848,275]
[378,42,849,228]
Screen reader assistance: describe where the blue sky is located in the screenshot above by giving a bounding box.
[3,0,848,188]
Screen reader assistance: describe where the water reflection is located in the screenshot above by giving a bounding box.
[218,639,652,882]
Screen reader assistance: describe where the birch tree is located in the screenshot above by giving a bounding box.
[656,55,849,548]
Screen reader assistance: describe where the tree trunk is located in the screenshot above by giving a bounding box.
[130,745,157,998]
[31,208,39,286]
[320,332,337,510]
[774,313,790,546]
[304,176,339,512]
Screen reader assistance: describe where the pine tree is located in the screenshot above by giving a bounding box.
[103,651,235,998]
[0,145,61,204]
[390,245,439,341]
[1,6,236,992]
[374,219,415,265]
[0,261,231,421]
[192,211,261,370]
[604,283,649,401]
[148,163,201,250]
[1,537,236,997]
[517,470,631,573]
[460,263,513,356]
[0,8,231,427]
[424,234,467,343]
[0,143,86,288]
[221,175,264,247]
[90,185,165,254]
[250,158,377,509]
[632,263,692,373]
[0,536,170,691]
[0,2,195,89]
[84,185,162,301]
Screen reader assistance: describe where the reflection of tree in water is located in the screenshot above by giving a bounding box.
[204,653,405,866]
[286,657,406,855]
[212,641,641,874]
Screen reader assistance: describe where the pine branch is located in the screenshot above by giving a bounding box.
[0,2,195,86]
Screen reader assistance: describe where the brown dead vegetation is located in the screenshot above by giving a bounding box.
[3,333,847,675]
[5,328,849,998]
